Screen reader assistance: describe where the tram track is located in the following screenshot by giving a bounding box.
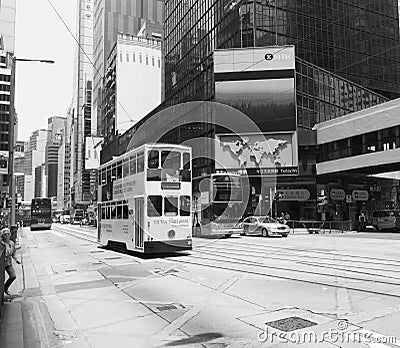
[52,225,99,244]
[187,249,400,286]
[193,248,400,282]
[206,239,400,268]
[167,254,400,300]
[212,239,400,266]
[195,243,400,274]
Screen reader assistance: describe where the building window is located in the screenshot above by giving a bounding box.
[126,53,129,62]
[146,56,149,65]
[132,53,135,62]
[152,57,155,66]
[158,58,161,68]
[139,54,142,63]
[120,53,123,62]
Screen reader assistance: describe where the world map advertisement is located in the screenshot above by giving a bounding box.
[215,133,298,175]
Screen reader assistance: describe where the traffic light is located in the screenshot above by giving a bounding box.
[274,192,284,201]
[0,157,7,169]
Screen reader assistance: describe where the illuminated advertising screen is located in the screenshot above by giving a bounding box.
[214,46,297,132]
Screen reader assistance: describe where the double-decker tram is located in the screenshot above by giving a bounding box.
[30,198,52,231]
[193,173,244,238]
[98,144,192,253]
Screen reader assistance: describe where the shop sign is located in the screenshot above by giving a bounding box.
[330,189,345,201]
[277,189,310,201]
[352,190,369,201]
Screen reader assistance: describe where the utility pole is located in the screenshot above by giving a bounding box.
[7,55,54,240]
[7,54,16,239]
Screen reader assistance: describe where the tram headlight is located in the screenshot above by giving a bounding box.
[168,229,176,239]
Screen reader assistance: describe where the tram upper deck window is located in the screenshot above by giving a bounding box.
[183,152,191,170]
[116,161,122,179]
[148,150,159,169]
[165,196,178,216]
[161,151,181,169]
[106,167,112,184]
[123,159,129,177]
[130,155,136,175]
[147,196,162,217]
[137,152,144,172]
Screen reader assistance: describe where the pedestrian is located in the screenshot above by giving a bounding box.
[284,212,291,222]
[358,211,366,232]
[1,227,21,295]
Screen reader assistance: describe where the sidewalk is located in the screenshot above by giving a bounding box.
[0,228,75,348]
[0,228,27,347]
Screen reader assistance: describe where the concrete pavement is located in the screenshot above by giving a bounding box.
[1,226,400,347]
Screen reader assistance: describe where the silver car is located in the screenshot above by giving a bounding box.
[242,216,290,237]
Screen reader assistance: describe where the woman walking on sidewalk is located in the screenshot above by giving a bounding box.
[1,227,21,295]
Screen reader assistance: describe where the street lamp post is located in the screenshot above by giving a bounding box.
[8,55,54,239]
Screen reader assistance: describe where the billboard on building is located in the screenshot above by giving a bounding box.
[0,152,8,175]
[214,46,297,132]
[85,137,103,169]
[214,46,298,174]
[215,132,298,175]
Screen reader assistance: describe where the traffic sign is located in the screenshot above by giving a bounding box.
[346,194,352,203]
[330,189,345,201]
[352,190,369,201]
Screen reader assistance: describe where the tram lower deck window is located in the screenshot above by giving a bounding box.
[165,197,178,216]
[148,196,162,217]
[180,196,191,216]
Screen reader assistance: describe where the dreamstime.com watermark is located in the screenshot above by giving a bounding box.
[257,320,398,345]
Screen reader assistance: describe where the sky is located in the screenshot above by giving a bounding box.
[14,0,77,141]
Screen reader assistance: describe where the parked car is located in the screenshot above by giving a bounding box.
[242,216,290,237]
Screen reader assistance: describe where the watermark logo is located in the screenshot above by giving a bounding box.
[257,320,398,345]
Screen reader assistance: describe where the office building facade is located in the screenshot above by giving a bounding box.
[24,129,48,201]
[0,0,15,53]
[103,28,162,143]
[68,0,94,207]
[93,0,164,137]
[46,116,66,199]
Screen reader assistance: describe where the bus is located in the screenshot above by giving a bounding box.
[18,201,31,227]
[30,198,52,231]
[193,173,244,237]
[98,144,192,254]
[372,210,400,231]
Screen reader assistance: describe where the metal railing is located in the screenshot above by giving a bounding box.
[287,220,353,234]
[0,244,5,318]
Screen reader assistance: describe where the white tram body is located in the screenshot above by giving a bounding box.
[98,144,192,253]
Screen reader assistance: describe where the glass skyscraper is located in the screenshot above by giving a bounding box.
[164,0,400,128]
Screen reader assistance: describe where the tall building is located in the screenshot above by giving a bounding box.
[0,0,15,212]
[24,129,48,201]
[164,0,400,110]
[68,0,94,207]
[0,0,16,53]
[103,26,162,142]
[101,0,400,223]
[46,116,66,199]
[92,0,164,137]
